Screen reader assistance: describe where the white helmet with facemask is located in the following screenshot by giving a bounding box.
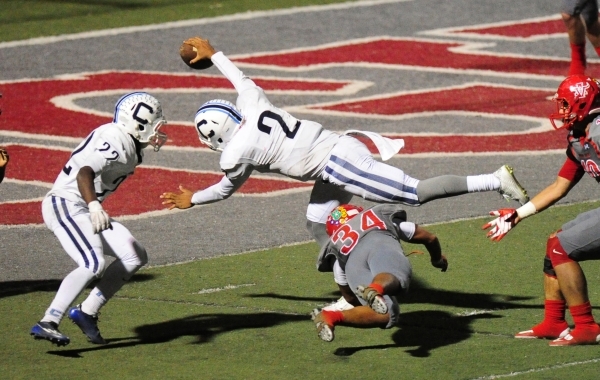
[113,92,168,151]
[194,99,242,152]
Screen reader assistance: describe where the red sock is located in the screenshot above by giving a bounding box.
[531,300,568,337]
[569,43,587,76]
[367,283,385,295]
[321,310,344,326]
[570,302,597,329]
[595,46,600,58]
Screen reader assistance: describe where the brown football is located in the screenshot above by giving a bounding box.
[179,43,213,70]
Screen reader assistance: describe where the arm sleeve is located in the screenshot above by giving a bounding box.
[558,153,584,183]
[395,221,416,241]
[211,51,258,94]
[190,164,253,205]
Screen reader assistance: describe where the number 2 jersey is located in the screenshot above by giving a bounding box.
[212,52,340,181]
[316,204,415,272]
[46,123,141,206]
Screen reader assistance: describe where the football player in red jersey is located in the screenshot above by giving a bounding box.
[311,204,447,342]
[483,75,600,346]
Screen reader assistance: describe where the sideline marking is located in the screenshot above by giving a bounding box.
[471,358,600,379]
[196,284,256,294]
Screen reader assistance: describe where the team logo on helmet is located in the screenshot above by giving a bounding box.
[569,82,590,99]
[325,204,364,236]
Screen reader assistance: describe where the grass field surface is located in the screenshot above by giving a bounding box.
[2,1,600,379]
[3,202,600,379]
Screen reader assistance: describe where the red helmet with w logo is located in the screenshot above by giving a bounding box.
[549,75,600,130]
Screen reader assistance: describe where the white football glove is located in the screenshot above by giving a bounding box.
[482,208,518,242]
[88,200,111,234]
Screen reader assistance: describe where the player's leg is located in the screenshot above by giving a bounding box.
[70,221,148,344]
[31,196,105,346]
[322,136,528,205]
[561,0,588,75]
[515,254,570,339]
[547,210,600,345]
[579,0,600,58]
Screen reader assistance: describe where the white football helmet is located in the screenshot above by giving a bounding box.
[194,99,243,151]
[113,92,168,151]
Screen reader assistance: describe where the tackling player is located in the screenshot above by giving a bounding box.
[483,75,600,346]
[311,204,447,342]
[30,92,168,346]
[161,36,529,247]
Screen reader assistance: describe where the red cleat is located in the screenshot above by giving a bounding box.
[515,322,569,340]
[549,325,600,346]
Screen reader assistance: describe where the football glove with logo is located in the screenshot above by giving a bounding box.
[483,208,518,241]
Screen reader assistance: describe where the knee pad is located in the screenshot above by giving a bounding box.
[546,235,574,268]
[118,240,148,267]
[543,256,556,277]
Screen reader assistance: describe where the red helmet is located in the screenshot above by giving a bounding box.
[326,204,364,236]
[549,75,600,130]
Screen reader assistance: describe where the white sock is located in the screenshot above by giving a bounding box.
[466,174,500,192]
[81,288,107,316]
[41,267,95,324]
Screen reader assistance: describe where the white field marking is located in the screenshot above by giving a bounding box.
[286,81,556,135]
[0,0,412,49]
[47,76,372,124]
[196,283,256,294]
[230,35,571,80]
[0,131,82,144]
[470,358,600,380]
[455,309,501,317]
[0,69,373,96]
[420,14,566,42]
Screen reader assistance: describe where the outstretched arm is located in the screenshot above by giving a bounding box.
[409,225,447,272]
[183,36,258,94]
[161,164,253,209]
[483,174,575,241]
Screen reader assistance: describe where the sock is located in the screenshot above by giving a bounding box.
[81,288,107,316]
[595,46,600,58]
[530,299,568,337]
[569,43,587,76]
[321,310,344,326]
[367,283,385,295]
[570,302,597,329]
[41,267,95,324]
[466,174,499,192]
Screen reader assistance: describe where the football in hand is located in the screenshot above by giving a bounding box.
[179,43,213,70]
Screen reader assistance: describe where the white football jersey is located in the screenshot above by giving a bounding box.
[47,123,141,205]
[212,52,339,181]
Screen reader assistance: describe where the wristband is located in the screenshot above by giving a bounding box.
[516,201,536,219]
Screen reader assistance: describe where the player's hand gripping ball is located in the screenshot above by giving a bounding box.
[179,42,214,70]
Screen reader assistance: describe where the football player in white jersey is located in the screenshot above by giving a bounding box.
[30,92,167,346]
[161,37,529,247]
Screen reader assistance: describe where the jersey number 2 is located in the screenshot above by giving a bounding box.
[257,110,300,139]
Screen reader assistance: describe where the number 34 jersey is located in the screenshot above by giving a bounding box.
[47,123,141,205]
[212,52,340,181]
